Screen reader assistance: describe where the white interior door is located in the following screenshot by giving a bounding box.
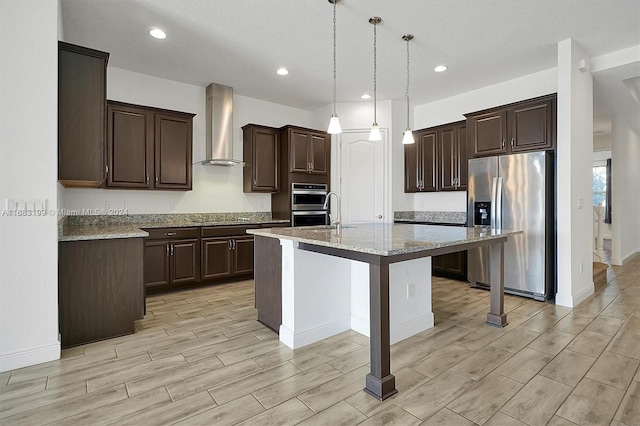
[339,129,388,224]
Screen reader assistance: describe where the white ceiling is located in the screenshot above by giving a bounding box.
[61,0,640,130]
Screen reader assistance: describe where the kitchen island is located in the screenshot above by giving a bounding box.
[249,223,521,400]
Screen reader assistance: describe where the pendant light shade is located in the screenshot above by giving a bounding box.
[402,34,415,145]
[368,16,382,141]
[327,0,342,134]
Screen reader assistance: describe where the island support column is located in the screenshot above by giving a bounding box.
[364,259,398,400]
[486,242,508,327]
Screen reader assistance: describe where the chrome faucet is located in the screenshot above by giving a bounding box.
[323,192,341,231]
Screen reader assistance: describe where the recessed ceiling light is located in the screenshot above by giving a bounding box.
[434,65,448,73]
[276,67,289,76]
[361,93,371,99]
[149,28,166,39]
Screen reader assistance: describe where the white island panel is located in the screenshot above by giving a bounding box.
[280,239,434,349]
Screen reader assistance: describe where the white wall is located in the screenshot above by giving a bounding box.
[611,117,640,264]
[555,39,595,307]
[63,67,314,214]
[412,68,558,213]
[0,0,60,372]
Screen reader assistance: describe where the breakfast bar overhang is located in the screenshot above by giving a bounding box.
[249,223,521,401]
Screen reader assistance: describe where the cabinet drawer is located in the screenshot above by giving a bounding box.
[201,225,259,238]
[145,227,199,240]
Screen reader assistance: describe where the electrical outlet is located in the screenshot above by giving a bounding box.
[577,197,583,209]
[169,201,177,212]
[406,283,416,298]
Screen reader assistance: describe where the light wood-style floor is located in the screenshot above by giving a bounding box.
[2,256,639,425]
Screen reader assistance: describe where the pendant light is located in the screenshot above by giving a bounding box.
[402,34,415,144]
[327,0,342,134]
[368,16,382,141]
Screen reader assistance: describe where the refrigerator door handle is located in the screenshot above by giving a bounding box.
[490,176,503,229]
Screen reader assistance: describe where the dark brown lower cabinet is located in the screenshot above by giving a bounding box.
[143,227,200,293]
[201,226,258,281]
[432,251,467,281]
[253,235,282,332]
[58,238,144,348]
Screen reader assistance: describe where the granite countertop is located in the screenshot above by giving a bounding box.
[59,224,150,242]
[59,215,290,242]
[248,223,521,256]
[393,211,467,225]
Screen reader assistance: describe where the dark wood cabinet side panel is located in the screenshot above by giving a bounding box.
[59,238,143,348]
[58,45,108,186]
[155,114,192,189]
[254,236,282,333]
[404,139,419,192]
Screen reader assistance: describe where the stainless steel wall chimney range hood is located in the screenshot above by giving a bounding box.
[201,83,245,167]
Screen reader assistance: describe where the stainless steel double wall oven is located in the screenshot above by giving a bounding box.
[290,183,328,226]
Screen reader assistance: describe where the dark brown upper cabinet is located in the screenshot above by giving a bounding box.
[281,126,330,175]
[438,122,467,191]
[242,124,280,193]
[58,41,109,188]
[466,94,556,158]
[405,129,437,192]
[106,101,194,190]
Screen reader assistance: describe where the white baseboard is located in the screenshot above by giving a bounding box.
[555,284,594,308]
[390,313,435,345]
[279,315,351,349]
[350,313,436,345]
[0,342,60,373]
[350,314,369,338]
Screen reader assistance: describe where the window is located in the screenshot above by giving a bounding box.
[593,165,607,207]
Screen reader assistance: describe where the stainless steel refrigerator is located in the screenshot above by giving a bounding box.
[467,151,555,300]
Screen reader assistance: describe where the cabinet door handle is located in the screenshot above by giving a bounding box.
[233,240,237,250]
[164,232,177,236]
[502,139,506,149]
[155,175,159,186]
[228,240,232,250]
[511,137,515,147]
[146,174,150,185]
[166,244,170,256]
[171,244,174,255]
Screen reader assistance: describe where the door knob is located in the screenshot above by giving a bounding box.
[377,215,383,219]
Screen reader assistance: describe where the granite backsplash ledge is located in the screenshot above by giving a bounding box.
[394,211,466,224]
[65,212,274,227]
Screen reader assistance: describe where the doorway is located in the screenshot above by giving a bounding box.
[337,129,390,224]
